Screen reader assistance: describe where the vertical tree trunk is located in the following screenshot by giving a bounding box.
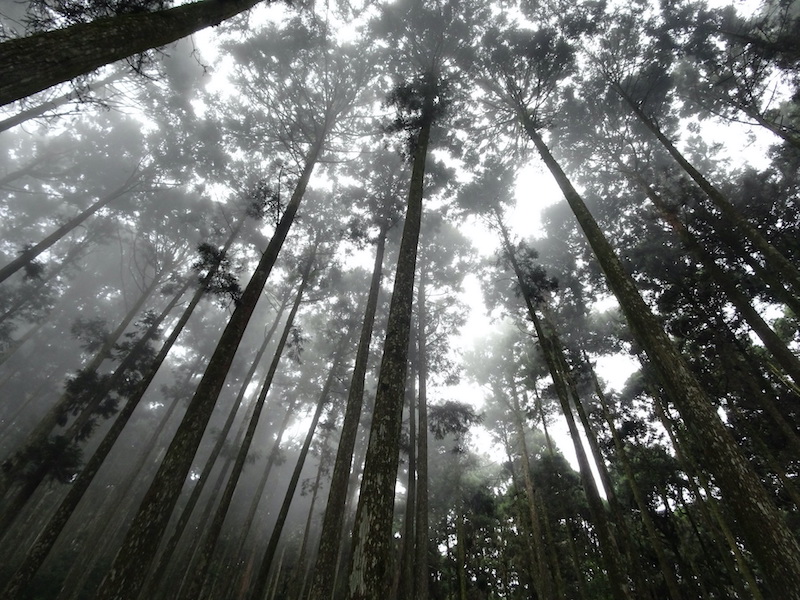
[346,99,432,600]
[414,263,430,600]
[309,225,387,600]
[521,114,800,594]
[586,354,684,600]
[95,139,323,600]
[397,331,417,600]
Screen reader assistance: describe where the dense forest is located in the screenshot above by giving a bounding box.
[1,0,799,598]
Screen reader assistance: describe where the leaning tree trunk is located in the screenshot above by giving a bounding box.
[613,84,800,300]
[0,176,140,284]
[176,245,317,600]
[346,95,432,600]
[587,355,684,600]
[521,113,800,595]
[250,339,351,600]
[498,218,630,600]
[631,177,800,386]
[309,224,387,600]
[0,0,272,106]
[94,137,323,600]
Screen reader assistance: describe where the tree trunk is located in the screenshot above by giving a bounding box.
[397,330,417,600]
[633,177,800,386]
[346,99,432,600]
[176,244,317,600]
[587,354,684,600]
[309,225,387,600]
[94,138,323,600]
[498,217,630,600]
[250,339,350,600]
[414,264,429,600]
[0,0,271,106]
[142,290,290,598]
[613,84,800,299]
[521,113,800,595]
[0,177,140,284]
[504,381,553,600]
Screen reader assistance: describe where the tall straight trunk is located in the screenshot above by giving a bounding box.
[498,218,630,600]
[250,341,350,600]
[536,400,590,600]
[142,291,290,598]
[176,245,317,600]
[413,264,429,600]
[0,177,139,284]
[548,346,652,600]
[455,505,468,600]
[0,72,123,133]
[500,434,547,600]
[504,381,553,600]
[309,225,387,600]
[398,333,417,600]
[632,177,800,386]
[521,113,800,594]
[586,354,683,600]
[95,139,322,600]
[292,444,327,600]
[346,101,432,600]
[0,0,272,106]
[612,84,800,299]
[0,266,163,525]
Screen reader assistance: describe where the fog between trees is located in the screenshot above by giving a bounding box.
[1,0,800,599]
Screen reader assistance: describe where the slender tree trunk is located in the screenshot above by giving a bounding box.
[292,445,327,600]
[613,84,800,298]
[309,225,387,600]
[414,264,430,600]
[94,137,322,600]
[0,72,123,132]
[521,113,800,594]
[498,217,630,600]
[504,381,553,600]
[633,178,800,386]
[587,354,683,600]
[142,290,289,598]
[647,367,768,600]
[250,341,350,600]
[0,177,139,284]
[177,245,317,600]
[397,332,417,600]
[346,98,432,600]
[0,0,273,106]
[455,505,468,600]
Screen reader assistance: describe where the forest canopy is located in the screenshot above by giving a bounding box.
[1,0,800,599]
